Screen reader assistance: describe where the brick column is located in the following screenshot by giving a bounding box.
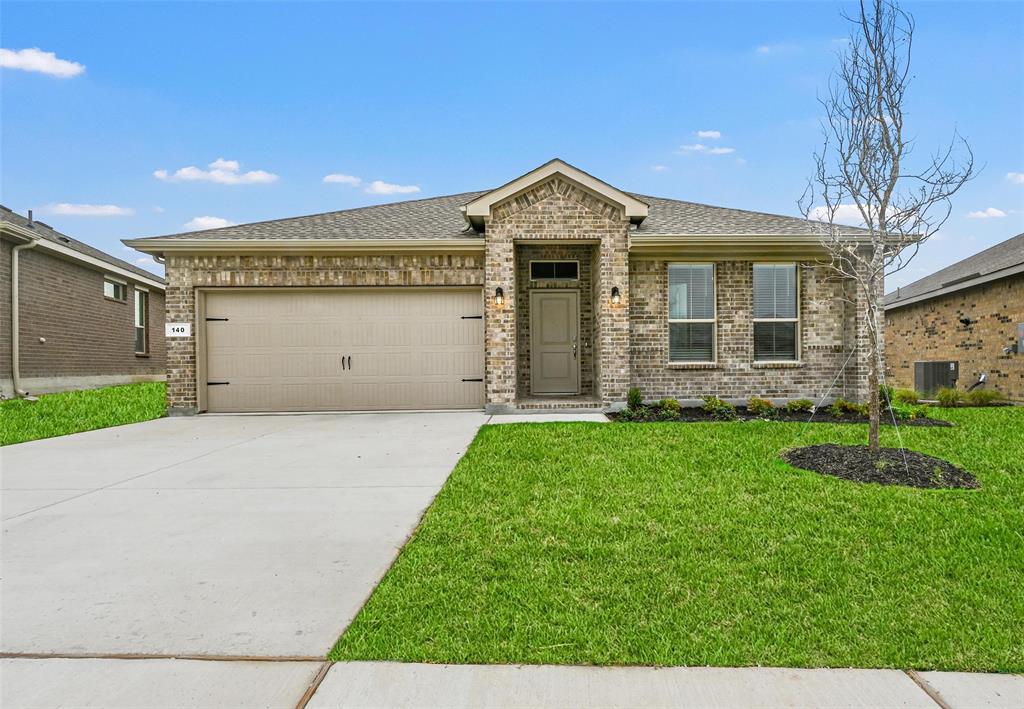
[164,257,198,415]
[484,229,516,412]
[597,229,631,407]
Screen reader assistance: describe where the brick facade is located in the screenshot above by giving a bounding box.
[885,274,1024,401]
[1,238,165,397]
[162,253,484,413]
[629,259,858,402]
[484,177,631,409]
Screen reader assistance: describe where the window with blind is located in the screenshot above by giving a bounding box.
[134,289,148,354]
[668,264,715,362]
[753,263,798,361]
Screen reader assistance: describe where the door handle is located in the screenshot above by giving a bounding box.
[347,356,352,370]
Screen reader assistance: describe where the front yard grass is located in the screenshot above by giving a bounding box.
[0,382,166,446]
[331,407,1024,672]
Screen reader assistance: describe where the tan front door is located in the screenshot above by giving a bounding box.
[202,288,484,412]
[530,291,579,395]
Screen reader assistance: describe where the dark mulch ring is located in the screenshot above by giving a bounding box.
[783,444,980,489]
[609,406,953,426]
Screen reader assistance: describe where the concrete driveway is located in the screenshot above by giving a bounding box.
[1,411,485,663]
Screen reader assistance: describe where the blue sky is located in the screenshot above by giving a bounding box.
[2,1,1022,289]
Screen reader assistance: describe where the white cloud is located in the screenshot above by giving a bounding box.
[135,256,160,270]
[696,130,721,139]
[183,216,236,230]
[0,47,85,78]
[966,207,1007,219]
[42,203,134,216]
[152,206,165,213]
[756,45,774,54]
[679,143,735,155]
[809,204,866,226]
[1006,172,1024,185]
[324,173,362,186]
[154,158,278,185]
[365,180,420,195]
[650,165,670,172]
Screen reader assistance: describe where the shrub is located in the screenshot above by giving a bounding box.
[966,388,1005,407]
[936,387,963,408]
[627,387,643,410]
[617,405,647,422]
[747,397,775,417]
[888,400,932,421]
[879,384,895,405]
[658,398,682,415]
[893,388,922,404]
[701,395,738,421]
[785,398,814,414]
[829,398,868,417]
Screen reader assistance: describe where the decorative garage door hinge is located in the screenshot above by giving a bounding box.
[207,381,230,386]
[460,315,483,319]
[205,317,229,322]
[461,378,483,382]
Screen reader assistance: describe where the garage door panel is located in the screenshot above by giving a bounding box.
[203,289,484,412]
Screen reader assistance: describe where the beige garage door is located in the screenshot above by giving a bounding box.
[202,289,484,412]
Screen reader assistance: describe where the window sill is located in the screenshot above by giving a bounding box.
[135,353,150,358]
[752,361,804,369]
[667,362,719,370]
[104,296,127,304]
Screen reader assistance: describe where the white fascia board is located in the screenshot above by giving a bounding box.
[3,222,165,291]
[463,159,649,219]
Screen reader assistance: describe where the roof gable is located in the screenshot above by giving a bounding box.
[461,159,648,230]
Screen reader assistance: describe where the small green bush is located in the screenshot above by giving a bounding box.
[617,405,647,422]
[893,388,922,404]
[658,398,682,415]
[829,398,868,417]
[888,400,933,421]
[785,398,814,414]
[701,395,738,421]
[966,389,1005,406]
[936,387,963,408]
[627,387,643,410]
[879,384,895,405]
[747,397,775,417]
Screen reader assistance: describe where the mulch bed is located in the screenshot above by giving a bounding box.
[609,406,952,427]
[783,444,979,489]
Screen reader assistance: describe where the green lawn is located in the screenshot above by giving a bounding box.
[0,382,166,446]
[331,407,1024,672]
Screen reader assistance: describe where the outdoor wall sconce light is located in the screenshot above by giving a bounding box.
[495,287,504,306]
[611,286,621,305]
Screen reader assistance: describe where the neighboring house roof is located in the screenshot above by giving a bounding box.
[1,205,166,289]
[125,191,862,245]
[885,232,1024,310]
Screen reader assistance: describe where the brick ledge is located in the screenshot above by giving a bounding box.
[752,361,805,369]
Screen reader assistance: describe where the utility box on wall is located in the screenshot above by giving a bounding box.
[915,361,959,397]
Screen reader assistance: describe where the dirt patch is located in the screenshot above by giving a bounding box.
[783,444,979,489]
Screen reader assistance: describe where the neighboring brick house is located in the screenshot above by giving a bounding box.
[126,159,874,415]
[885,232,1024,402]
[1,207,166,398]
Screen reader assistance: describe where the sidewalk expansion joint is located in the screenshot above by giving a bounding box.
[295,661,333,709]
[0,651,324,663]
[905,669,953,709]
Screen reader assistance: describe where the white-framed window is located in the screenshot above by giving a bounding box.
[134,288,148,354]
[104,277,127,301]
[753,263,799,361]
[668,263,716,363]
[529,260,579,281]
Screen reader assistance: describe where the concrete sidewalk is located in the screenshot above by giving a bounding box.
[3,659,1018,708]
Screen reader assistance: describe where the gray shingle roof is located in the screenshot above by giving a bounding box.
[885,232,1024,308]
[1,205,165,283]
[126,190,866,244]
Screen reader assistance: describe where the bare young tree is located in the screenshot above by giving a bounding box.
[800,0,974,452]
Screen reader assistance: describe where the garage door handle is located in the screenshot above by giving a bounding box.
[347,356,352,370]
[462,378,483,382]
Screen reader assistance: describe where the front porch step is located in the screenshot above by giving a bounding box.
[514,397,604,411]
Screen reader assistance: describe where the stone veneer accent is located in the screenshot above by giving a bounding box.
[885,273,1023,401]
[484,177,630,410]
[163,253,483,413]
[629,259,859,402]
[515,243,596,397]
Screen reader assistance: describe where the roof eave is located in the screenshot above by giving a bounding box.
[123,237,487,256]
[885,262,1024,310]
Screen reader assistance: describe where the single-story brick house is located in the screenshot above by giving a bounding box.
[885,232,1023,401]
[126,159,874,415]
[1,206,166,398]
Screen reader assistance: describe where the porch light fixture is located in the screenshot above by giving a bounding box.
[611,286,621,305]
[495,287,504,306]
